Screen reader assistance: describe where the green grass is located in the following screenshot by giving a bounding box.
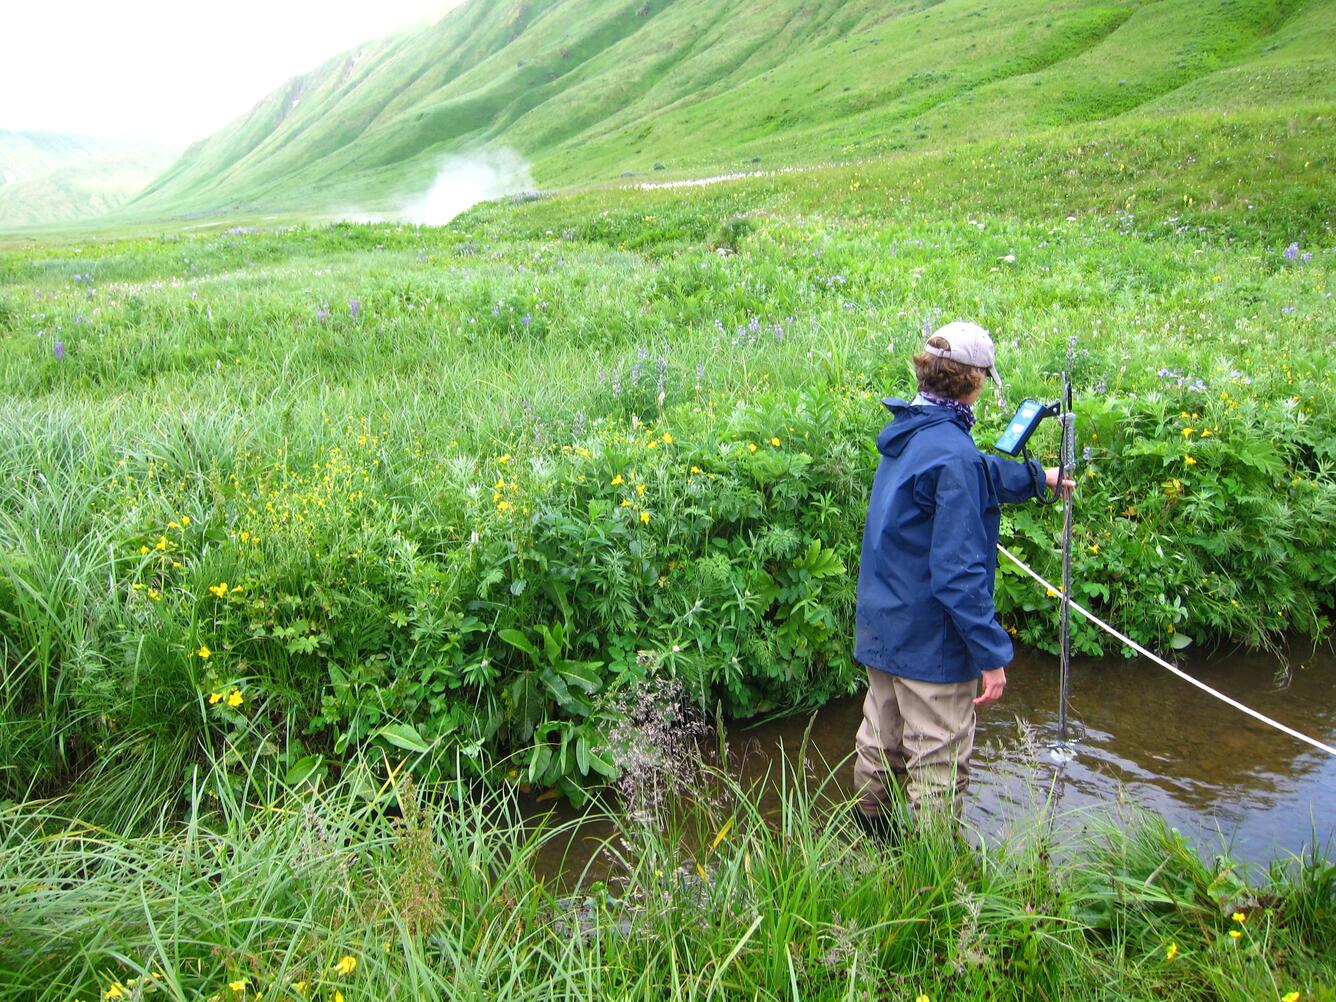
[1,745,1332,1001]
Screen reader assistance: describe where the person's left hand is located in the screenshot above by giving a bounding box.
[1045,467,1076,496]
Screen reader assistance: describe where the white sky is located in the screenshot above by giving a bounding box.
[1,0,468,148]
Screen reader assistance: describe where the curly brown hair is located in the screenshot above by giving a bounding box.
[913,336,987,400]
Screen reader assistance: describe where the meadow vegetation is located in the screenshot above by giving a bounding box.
[3,745,1334,1001]
[0,105,1334,997]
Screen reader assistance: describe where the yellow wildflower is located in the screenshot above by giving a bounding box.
[612,474,624,486]
[1282,993,1301,1002]
[335,955,358,976]
[209,692,222,705]
[155,535,169,551]
[636,483,646,496]
[293,983,308,996]
[662,432,673,445]
[1185,456,1197,466]
[197,645,212,659]
[229,979,249,992]
[168,521,180,529]
[1182,427,1195,438]
[747,442,757,453]
[640,511,651,525]
[1200,428,1212,438]
[231,585,244,593]
[498,453,511,465]
[770,437,781,447]
[104,983,127,999]
[1232,911,1246,923]
[620,499,631,507]
[132,582,144,591]
[209,582,229,598]
[690,466,702,474]
[227,690,243,708]
[148,589,161,601]
[1165,942,1178,960]
[916,996,930,1002]
[138,545,150,555]
[180,516,190,526]
[497,500,511,512]
[240,531,251,543]
[1088,544,1100,555]
[334,993,345,1002]
[1229,929,1242,940]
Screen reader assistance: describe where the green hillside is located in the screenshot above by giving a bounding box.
[0,147,177,229]
[0,130,122,183]
[125,0,1336,219]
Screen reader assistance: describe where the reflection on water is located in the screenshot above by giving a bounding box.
[745,644,1336,863]
[531,644,1335,881]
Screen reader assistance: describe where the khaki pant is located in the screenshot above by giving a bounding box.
[854,667,976,818]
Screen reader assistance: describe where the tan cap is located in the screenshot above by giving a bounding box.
[924,321,1004,391]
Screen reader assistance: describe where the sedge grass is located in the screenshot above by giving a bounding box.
[1,741,1331,1001]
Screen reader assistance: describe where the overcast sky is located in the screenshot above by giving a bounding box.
[1,0,467,148]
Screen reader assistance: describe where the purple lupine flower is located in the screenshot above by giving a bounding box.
[1281,306,1296,314]
[1301,251,1313,264]
[53,340,66,360]
[521,313,532,327]
[1283,242,1299,261]
[349,298,361,319]
[315,303,330,322]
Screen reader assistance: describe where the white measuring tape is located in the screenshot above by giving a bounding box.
[996,544,1336,758]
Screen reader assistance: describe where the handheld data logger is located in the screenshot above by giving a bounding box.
[993,398,1054,457]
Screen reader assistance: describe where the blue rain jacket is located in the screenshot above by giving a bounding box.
[855,397,1043,684]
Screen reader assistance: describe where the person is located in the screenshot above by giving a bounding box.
[851,321,1072,837]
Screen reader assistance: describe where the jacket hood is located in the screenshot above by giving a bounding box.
[876,397,966,458]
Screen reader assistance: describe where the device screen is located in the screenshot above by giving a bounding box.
[995,399,1044,455]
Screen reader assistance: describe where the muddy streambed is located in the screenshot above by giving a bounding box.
[530,644,1335,881]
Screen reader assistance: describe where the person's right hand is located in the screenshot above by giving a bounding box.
[974,666,1007,706]
[1045,467,1076,496]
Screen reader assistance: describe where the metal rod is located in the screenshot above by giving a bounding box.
[1057,341,1077,742]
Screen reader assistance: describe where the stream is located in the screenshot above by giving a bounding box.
[532,643,1335,881]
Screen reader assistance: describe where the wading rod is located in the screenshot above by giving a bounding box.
[1057,341,1077,743]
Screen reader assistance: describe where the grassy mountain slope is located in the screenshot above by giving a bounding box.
[0,148,177,228]
[0,130,121,184]
[125,0,1336,219]
[0,131,177,229]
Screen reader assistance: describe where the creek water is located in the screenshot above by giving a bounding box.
[531,644,1335,882]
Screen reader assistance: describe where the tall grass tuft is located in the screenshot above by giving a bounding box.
[1,743,1331,1001]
